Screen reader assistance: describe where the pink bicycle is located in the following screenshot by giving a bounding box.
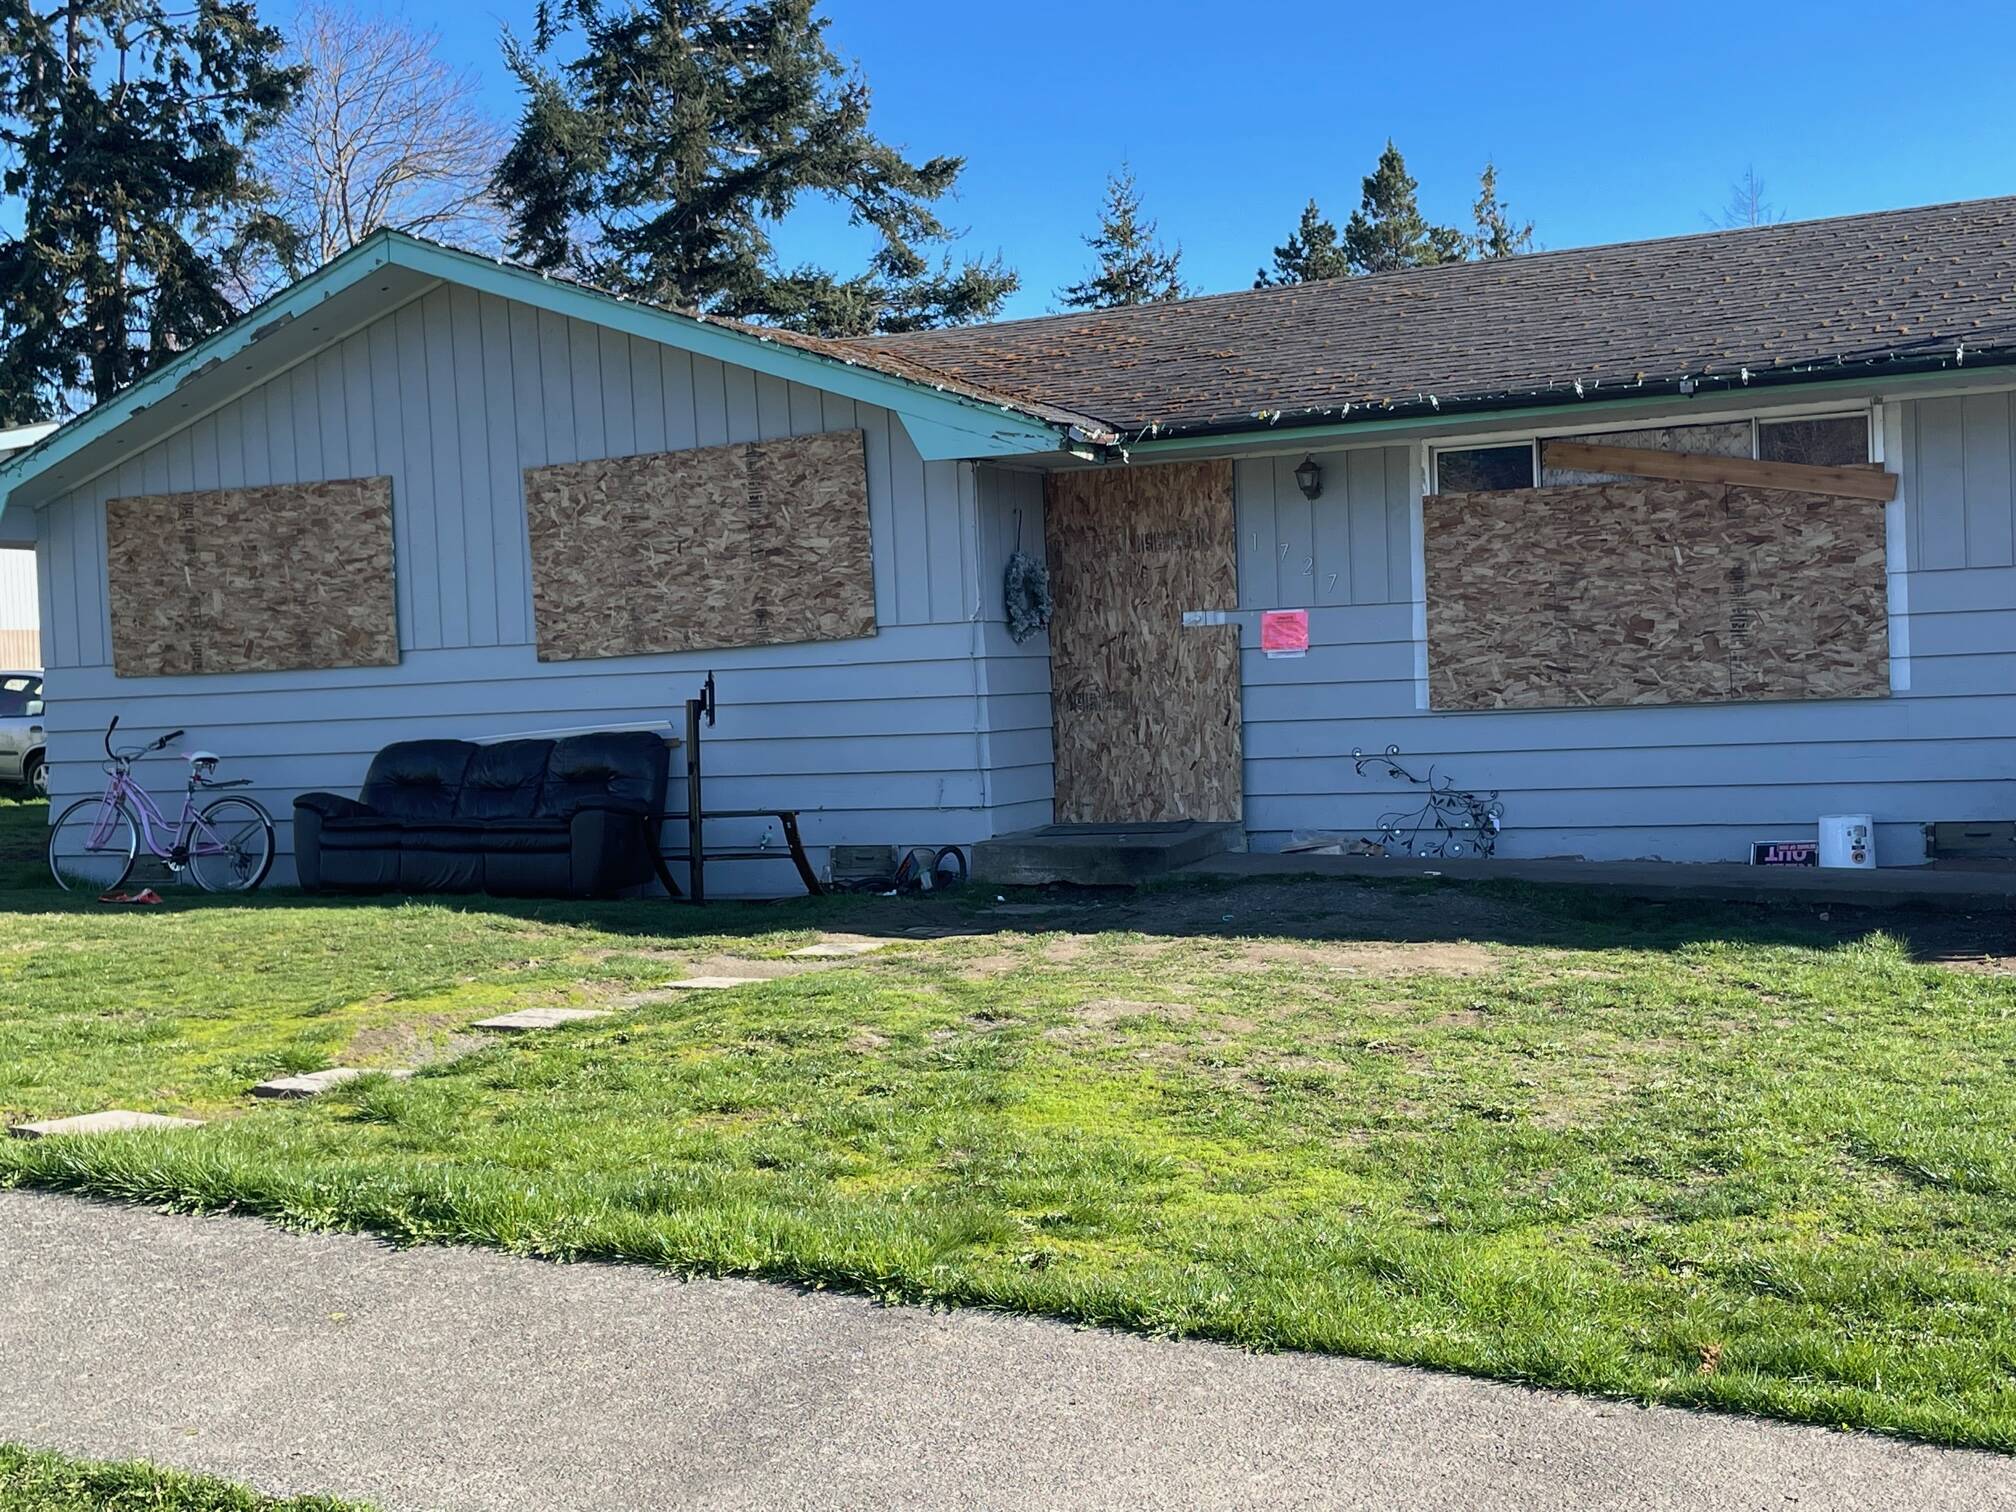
[47,717,275,894]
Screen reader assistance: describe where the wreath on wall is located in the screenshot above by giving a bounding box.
[1003,509,1053,643]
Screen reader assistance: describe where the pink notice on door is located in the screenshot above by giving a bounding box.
[1260,609,1309,659]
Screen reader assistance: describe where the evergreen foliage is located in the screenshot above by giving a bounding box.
[1469,160,1534,259]
[1343,140,1466,275]
[493,0,1015,337]
[1253,198,1349,287]
[1058,164,1187,309]
[0,0,300,417]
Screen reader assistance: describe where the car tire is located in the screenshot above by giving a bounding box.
[24,755,45,799]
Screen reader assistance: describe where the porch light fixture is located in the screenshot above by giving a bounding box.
[1294,455,1323,501]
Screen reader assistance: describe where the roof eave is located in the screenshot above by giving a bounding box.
[1116,343,2016,455]
[0,232,1099,523]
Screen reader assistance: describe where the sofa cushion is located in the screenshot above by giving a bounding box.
[535,731,669,819]
[361,739,476,821]
[472,819,571,854]
[317,816,406,851]
[398,820,488,852]
[454,740,554,821]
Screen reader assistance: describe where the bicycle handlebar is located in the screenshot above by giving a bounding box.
[102,717,183,761]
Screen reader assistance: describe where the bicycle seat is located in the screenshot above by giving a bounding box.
[184,751,221,766]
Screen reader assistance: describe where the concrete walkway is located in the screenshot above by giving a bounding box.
[2,1191,2009,1511]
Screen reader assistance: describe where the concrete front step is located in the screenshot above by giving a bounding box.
[972,821,1246,887]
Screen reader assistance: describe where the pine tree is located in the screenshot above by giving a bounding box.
[493,0,1016,338]
[1469,161,1534,259]
[1254,199,1349,287]
[1342,140,1465,275]
[0,0,301,417]
[1057,165,1187,309]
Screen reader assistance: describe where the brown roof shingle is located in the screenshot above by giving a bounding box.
[854,195,2016,440]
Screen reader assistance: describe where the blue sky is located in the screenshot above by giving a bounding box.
[397,0,2014,320]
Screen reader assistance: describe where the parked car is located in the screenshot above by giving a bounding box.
[0,671,46,797]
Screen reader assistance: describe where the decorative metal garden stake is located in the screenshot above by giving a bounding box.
[1351,745,1505,858]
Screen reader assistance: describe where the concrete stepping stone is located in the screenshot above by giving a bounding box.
[252,1068,414,1100]
[660,976,765,991]
[471,1008,613,1032]
[10,1110,204,1140]
[787,941,888,959]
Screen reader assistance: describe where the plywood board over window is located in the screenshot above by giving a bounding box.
[1425,480,1888,710]
[1046,460,1242,823]
[523,430,875,662]
[105,477,398,677]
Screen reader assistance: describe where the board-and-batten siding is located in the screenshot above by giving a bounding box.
[1232,405,2016,862]
[34,283,1048,892]
[972,465,1055,836]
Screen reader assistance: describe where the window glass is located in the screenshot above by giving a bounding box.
[1435,444,1535,493]
[1541,420,1754,486]
[0,681,24,718]
[1758,415,1869,467]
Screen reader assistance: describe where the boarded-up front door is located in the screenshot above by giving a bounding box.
[1044,460,1242,823]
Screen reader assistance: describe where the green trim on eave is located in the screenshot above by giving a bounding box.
[0,230,1078,523]
[1118,364,2011,457]
[0,234,402,520]
[381,239,1073,461]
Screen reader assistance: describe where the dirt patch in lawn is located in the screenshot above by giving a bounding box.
[1227,939,1499,978]
[1073,997,1196,1027]
[1112,880,1536,943]
[666,955,829,982]
[342,1014,488,1068]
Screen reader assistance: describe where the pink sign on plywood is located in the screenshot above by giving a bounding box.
[1260,609,1309,659]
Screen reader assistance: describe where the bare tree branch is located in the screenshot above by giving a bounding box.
[1709,165,1785,230]
[255,4,508,283]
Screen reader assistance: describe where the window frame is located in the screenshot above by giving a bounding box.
[1429,406,1875,493]
[1430,438,1539,494]
[1753,411,1873,466]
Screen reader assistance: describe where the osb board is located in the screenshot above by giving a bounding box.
[105,477,397,678]
[1424,479,1888,710]
[1045,459,1242,823]
[524,430,874,661]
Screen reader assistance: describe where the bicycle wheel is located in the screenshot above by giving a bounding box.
[48,797,139,893]
[187,796,276,893]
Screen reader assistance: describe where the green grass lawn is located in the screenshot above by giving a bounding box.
[1,792,2013,1451]
[0,1443,367,1511]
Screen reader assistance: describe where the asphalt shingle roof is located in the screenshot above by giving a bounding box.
[854,196,2016,440]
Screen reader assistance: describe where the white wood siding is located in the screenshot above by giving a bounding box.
[973,465,1055,834]
[1231,405,2016,863]
[34,285,1037,891]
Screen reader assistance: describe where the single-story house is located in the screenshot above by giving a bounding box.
[3,196,2014,892]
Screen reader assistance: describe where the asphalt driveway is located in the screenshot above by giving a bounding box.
[0,1190,2009,1511]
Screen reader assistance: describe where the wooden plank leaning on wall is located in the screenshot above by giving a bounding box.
[1540,440,1898,501]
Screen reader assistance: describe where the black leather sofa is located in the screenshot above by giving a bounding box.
[294,732,670,898]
